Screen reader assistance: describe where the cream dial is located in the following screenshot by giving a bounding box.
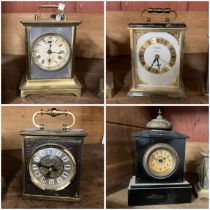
[31,33,71,71]
[143,143,178,179]
[29,145,76,191]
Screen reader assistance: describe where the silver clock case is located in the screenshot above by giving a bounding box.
[128,23,187,98]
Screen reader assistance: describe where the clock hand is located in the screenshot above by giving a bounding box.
[156,58,161,70]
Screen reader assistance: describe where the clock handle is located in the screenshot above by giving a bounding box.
[32,108,76,130]
[141,8,177,23]
[34,4,66,21]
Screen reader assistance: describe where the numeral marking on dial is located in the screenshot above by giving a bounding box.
[57,177,63,183]
[62,172,69,178]
[64,165,71,170]
[58,55,63,60]
[49,179,54,185]
[34,156,40,163]
[41,177,46,183]
[62,156,68,162]
[35,172,41,178]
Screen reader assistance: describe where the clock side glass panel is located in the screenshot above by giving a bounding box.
[31,33,71,71]
[143,143,179,179]
[29,145,76,191]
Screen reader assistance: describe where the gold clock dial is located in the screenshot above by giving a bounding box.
[31,33,71,71]
[139,37,177,74]
[29,144,76,191]
[143,143,178,179]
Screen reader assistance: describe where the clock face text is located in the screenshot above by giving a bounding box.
[29,145,76,191]
[31,33,71,71]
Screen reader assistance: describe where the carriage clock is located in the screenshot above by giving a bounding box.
[128,110,192,206]
[19,3,82,97]
[19,108,87,201]
[128,8,187,98]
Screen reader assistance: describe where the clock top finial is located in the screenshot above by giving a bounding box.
[146,109,172,130]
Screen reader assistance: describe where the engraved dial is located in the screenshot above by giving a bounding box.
[139,37,176,74]
[143,143,179,179]
[29,145,76,191]
[31,33,71,71]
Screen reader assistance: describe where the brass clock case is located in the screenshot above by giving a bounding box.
[29,143,77,191]
[143,143,179,179]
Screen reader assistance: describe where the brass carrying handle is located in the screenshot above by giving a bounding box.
[34,4,66,21]
[32,108,75,130]
[141,8,177,23]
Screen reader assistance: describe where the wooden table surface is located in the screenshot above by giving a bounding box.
[2,55,104,104]
[2,144,104,209]
[107,55,209,104]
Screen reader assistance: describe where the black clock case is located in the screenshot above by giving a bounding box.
[128,129,192,206]
[19,128,87,202]
[135,129,188,183]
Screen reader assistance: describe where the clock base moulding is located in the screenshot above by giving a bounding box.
[127,80,186,98]
[19,74,82,97]
[128,176,192,206]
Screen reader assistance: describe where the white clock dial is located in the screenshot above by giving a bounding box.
[136,32,180,87]
[31,33,71,71]
[29,145,76,191]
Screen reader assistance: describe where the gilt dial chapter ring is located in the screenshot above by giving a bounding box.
[29,144,76,191]
[135,32,180,87]
[139,37,177,74]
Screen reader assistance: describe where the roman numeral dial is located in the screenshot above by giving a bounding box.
[31,33,71,71]
[29,145,76,191]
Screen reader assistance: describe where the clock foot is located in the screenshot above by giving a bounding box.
[128,176,192,206]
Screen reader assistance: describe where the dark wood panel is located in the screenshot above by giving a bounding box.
[76,2,104,13]
[121,1,188,11]
[2,106,104,150]
[2,1,104,13]
[107,106,151,128]
[106,2,122,11]
[162,107,209,142]
[187,1,209,11]
[106,1,208,11]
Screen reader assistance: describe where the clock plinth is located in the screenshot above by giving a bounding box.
[128,176,192,206]
[127,80,186,98]
[20,74,82,97]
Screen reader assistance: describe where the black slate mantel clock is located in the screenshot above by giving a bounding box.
[128,110,192,206]
[19,3,82,97]
[19,108,87,201]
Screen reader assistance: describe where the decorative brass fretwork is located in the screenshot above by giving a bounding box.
[170,76,179,87]
[167,32,180,43]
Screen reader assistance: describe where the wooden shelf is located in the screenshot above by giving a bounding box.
[2,144,104,208]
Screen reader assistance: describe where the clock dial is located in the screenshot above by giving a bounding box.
[143,144,178,179]
[139,37,176,74]
[31,33,71,71]
[29,145,76,191]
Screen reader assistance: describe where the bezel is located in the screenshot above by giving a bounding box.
[31,33,71,72]
[143,143,179,179]
[29,143,76,191]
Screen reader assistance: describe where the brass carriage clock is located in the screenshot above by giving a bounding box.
[19,4,82,97]
[19,108,87,201]
[128,110,192,206]
[128,8,186,98]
